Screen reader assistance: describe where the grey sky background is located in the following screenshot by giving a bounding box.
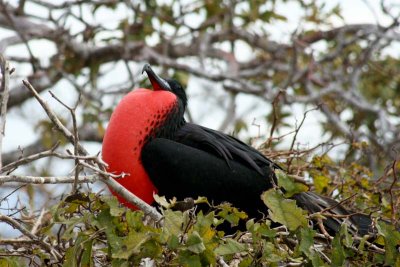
[3,0,397,158]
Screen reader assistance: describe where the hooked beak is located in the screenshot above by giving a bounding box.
[142,64,171,91]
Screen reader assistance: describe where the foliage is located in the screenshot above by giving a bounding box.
[2,154,399,266]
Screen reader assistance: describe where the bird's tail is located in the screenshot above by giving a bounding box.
[292,192,374,236]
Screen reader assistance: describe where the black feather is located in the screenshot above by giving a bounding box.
[175,123,282,176]
[142,138,275,218]
[292,192,374,235]
[140,67,379,236]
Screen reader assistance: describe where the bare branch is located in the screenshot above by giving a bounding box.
[49,90,81,193]
[22,79,163,222]
[1,142,59,174]
[2,125,103,167]
[0,174,99,184]
[22,79,89,155]
[0,214,61,260]
[0,54,11,170]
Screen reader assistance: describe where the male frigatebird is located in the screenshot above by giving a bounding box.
[102,64,373,235]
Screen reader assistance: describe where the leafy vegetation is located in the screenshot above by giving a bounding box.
[1,153,399,266]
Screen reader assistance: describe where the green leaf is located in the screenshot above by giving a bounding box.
[186,231,206,254]
[94,209,130,259]
[111,259,129,267]
[339,224,353,247]
[261,189,308,231]
[178,250,202,267]
[126,210,145,231]
[100,195,125,217]
[395,256,400,267]
[376,221,400,266]
[113,231,148,259]
[277,171,308,197]
[214,238,246,256]
[199,248,217,266]
[193,211,216,242]
[299,228,315,257]
[238,257,252,267]
[331,234,346,267]
[312,155,333,168]
[310,253,326,267]
[141,239,162,258]
[260,10,287,22]
[0,258,20,267]
[247,219,277,240]
[57,216,85,240]
[193,196,209,205]
[263,241,286,262]
[313,174,330,193]
[259,223,278,239]
[234,119,248,134]
[153,194,171,208]
[217,203,248,226]
[194,211,213,230]
[167,234,180,250]
[63,233,94,267]
[163,209,184,236]
[80,238,94,267]
[172,71,189,88]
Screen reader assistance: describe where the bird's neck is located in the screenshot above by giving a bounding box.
[153,100,186,140]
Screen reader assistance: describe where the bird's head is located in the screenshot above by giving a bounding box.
[142,64,187,108]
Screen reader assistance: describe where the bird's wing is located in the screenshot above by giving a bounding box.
[141,139,374,235]
[293,192,374,235]
[141,138,274,218]
[174,123,281,175]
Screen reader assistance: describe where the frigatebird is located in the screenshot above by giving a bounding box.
[102,64,373,235]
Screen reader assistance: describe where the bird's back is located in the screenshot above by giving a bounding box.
[175,123,280,175]
[143,122,375,235]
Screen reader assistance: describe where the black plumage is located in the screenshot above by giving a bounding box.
[142,138,274,219]
[175,123,282,174]
[141,64,373,235]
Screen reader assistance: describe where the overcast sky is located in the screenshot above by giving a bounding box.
[3,0,397,159]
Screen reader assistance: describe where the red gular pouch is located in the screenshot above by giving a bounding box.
[102,88,177,209]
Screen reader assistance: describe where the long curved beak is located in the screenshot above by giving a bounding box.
[142,64,171,91]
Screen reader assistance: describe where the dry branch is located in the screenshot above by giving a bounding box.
[21,79,163,222]
[0,214,61,260]
[0,54,10,169]
[0,174,99,184]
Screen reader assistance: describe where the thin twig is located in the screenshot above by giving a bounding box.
[217,256,230,267]
[22,80,89,155]
[389,158,398,223]
[0,239,37,245]
[353,235,385,254]
[0,3,38,72]
[22,79,163,222]
[31,208,45,235]
[0,174,99,184]
[286,106,319,171]
[319,193,358,214]
[102,178,163,221]
[267,90,284,147]
[49,90,81,193]
[0,54,10,170]
[0,143,109,174]
[0,214,61,260]
[1,142,60,174]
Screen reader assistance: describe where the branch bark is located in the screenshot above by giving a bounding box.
[0,54,10,170]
